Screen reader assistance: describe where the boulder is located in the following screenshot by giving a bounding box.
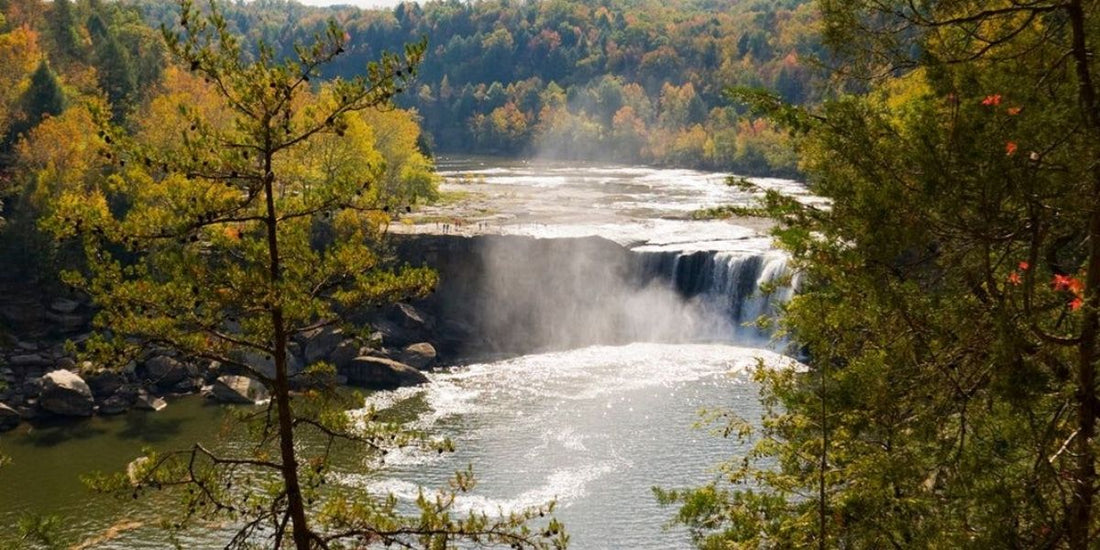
[329,339,362,371]
[135,392,168,411]
[232,350,303,380]
[167,376,201,394]
[142,355,192,388]
[303,326,345,365]
[38,369,94,416]
[18,404,38,421]
[50,298,80,314]
[127,456,151,485]
[45,311,85,333]
[340,356,428,389]
[211,375,269,405]
[11,354,51,368]
[85,370,127,400]
[399,342,437,370]
[98,394,134,415]
[387,303,431,330]
[0,403,20,431]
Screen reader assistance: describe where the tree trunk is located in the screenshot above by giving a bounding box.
[262,153,312,550]
[1067,2,1100,547]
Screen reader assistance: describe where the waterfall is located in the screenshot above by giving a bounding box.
[634,249,794,343]
[395,234,796,356]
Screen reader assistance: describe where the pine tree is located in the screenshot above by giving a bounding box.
[663,1,1100,547]
[43,1,566,548]
[6,60,65,147]
[50,0,83,61]
[94,35,137,121]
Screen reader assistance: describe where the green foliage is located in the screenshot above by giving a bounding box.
[6,60,65,147]
[94,35,137,120]
[50,0,83,61]
[129,0,819,175]
[33,1,563,547]
[665,2,1100,548]
[15,513,63,550]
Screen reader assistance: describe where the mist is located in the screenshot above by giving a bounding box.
[398,234,790,358]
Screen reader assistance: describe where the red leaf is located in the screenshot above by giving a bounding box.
[1006,142,1018,156]
[982,94,1003,106]
[1054,274,1073,291]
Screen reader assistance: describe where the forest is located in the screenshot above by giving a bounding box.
[4,0,1100,548]
[130,0,819,175]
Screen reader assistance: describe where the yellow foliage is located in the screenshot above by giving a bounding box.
[15,100,108,211]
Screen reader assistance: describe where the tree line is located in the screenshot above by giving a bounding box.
[131,0,819,176]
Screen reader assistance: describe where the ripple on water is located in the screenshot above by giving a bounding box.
[348,343,800,549]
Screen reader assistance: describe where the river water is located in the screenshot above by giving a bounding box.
[0,157,803,548]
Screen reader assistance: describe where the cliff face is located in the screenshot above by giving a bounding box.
[391,233,790,359]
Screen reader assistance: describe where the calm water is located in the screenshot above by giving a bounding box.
[0,158,800,548]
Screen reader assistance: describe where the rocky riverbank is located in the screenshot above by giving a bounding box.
[0,295,443,432]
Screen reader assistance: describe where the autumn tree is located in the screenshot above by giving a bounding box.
[41,1,565,548]
[662,0,1100,548]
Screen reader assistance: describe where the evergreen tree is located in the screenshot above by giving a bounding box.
[50,0,83,61]
[6,60,65,147]
[94,35,137,121]
[662,1,1100,548]
[42,1,566,548]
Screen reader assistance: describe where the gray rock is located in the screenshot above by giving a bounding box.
[50,298,80,314]
[167,377,201,394]
[388,303,431,330]
[0,403,20,431]
[135,393,168,411]
[17,405,38,421]
[212,375,269,405]
[85,370,126,399]
[303,326,345,365]
[143,355,192,388]
[372,320,424,348]
[232,350,303,380]
[98,394,133,415]
[399,342,437,370]
[11,354,51,367]
[45,312,85,332]
[16,341,38,351]
[21,378,42,399]
[329,339,361,371]
[38,369,94,416]
[55,357,77,371]
[341,356,429,389]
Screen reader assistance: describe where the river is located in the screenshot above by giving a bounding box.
[0,156,803,548]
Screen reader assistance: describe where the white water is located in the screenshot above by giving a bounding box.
[364,158,809,548]
[346,344,800,548]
